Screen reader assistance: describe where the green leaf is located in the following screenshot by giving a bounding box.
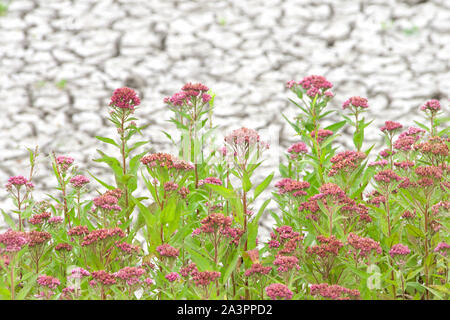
[208,184,238,201]
[220,248,240,286]
[1,209,16,229]
[253,172,274,201]
[406,224,425,238]
[87,171,115,189]
[16,273,38,300]
[247,198,271,250]
[324,120,346,133]
[242,172,252,193]
[93,150,124,179]
[185,239,213,271]
[95,136,119,147]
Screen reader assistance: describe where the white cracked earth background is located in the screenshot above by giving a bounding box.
[0,0,449,238]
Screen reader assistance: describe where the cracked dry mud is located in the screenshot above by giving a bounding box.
[0,0,449,234]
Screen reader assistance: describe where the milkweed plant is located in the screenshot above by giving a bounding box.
[0,76,448,300]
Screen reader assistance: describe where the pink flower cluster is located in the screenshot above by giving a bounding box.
[5,175,34,190]
[414,137,449,157]
[37,275,60,290]
[70,175,90,188]
[306,235,344,258]
[342,96,369,110]
[389,244,411,258]
[48,216,63,225]
[192,271,221,287]
[164,82,210,107]
[347,233,382,259]
[224,127,266,148]
[268,226,303,254]
[311,129,333,143]
[198,177,223,186]
[140,153,194,171]
[380,121,403,133]
[67,225,89,237]
[329,150,366,176]
[199,213,232,234]
[109,87,141,110]
[27,231,52,247]
[401,210,415,220]
[300,75,333,96]
[265,283,293,300]
[310,283,360,300]
[156,244,179,258]
[0,229,29,252]
[115,241,141,255]
[420,99,441,112]
[81,228,125,246]
[29,212,51,225]
[55,243,73,252]
[70,267,91,279]
[56,156,74,172]
[393,127,425,151]
[368,159,388,168]
[310,183,347,202]
[275,178,310,197]
[163,181,179,192]
[165,272,180,282]
[415,165,442,180]
[114,267,146,286]
[244,263,272,277]
[374,169,402,184]
[180,263,198,278]
[91,270,116,285]
[287,142,308,159]
[434,242,450,256]
[394,161,415,170]
[273,255,300,273]
[93,194,121,211]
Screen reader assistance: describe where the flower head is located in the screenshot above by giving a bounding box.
[287,142,308,159]
[192,271,221,287]
[198,177,223,186]
[70,175,90,189]
[275,178,310,197]
[244,263,272,277]
[91,270,116,285]
[156,244,179,258]
[37,275,60,290]
[310,283,360,300]
[56,156,74,172]
[165,272,180,282]
[420,99,441,113]
[311,129,333,143]
[329,150,366,176]
[389,244,411,259]
[434,242,450,256]
[342,96,369,110]
[109,87,141,110]
[380,121,403,133]
[5,176,34,191]
[265,283,293,300]
[0,229,29,252]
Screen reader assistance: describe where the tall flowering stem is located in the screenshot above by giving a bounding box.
[140,153,193,247]
[51,153,75,228]
[342,96,372,152]
[164,83,214,188]
[286,76,340,184]
[96,87,147,234]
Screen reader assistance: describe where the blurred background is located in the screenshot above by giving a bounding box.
[0,0,449,231]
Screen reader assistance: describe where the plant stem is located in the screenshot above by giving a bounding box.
[120,112,130,233]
